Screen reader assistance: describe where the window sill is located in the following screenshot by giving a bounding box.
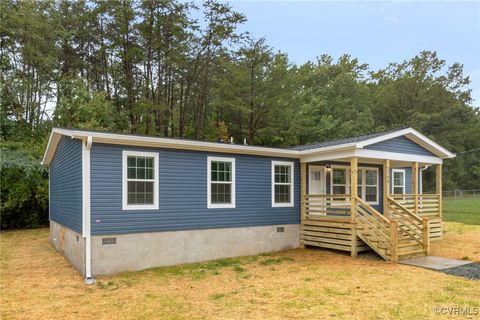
[272,202,294,208]
[122,204,159,211]
[208,203,236,209]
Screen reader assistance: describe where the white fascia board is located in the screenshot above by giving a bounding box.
[47,128,300,160]
[354,149,443,164]
[301,148,443,164]
[299,143,357,155]
[301,149,356,163]
[355,127,455,159]
[41,130,69,165]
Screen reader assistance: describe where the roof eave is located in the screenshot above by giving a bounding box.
[42,128,301,165]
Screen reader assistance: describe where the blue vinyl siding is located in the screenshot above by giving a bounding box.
[50,137,83,233]
[366,136,436,157]
[90,143,300,235]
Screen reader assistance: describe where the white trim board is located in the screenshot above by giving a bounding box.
[392,169,406,194]
[207,156,236,209]
[271,161,295,207]
[122,150,159,211]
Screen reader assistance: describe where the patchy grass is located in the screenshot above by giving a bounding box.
[443,199,480,225]
[2,218,480,320]
[429,200,480,261]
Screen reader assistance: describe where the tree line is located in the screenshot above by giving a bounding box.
[1,0,479,229]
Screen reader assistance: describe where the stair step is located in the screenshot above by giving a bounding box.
[398,249,426,257]
[398,242,422,248]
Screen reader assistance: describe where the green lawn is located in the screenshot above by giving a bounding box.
[443,199,480,225]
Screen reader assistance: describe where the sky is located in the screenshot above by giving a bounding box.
[225,0,480,105]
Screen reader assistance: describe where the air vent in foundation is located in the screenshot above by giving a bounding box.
[277,227,285,233]
[102,237,117,245]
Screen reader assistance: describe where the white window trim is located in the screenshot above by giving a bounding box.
[272,161,295,207]
[392,169,406,195]
[122,150,159,210]
[329,166,379,205]
[361,167,379,205]
[308,165,326,194]
[207,156,236,209]
[330,165,350,195]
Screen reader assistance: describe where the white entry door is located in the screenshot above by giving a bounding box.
[309,166,326,195]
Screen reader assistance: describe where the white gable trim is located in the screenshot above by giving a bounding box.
[294,128,454,159]
[355,127,455,159]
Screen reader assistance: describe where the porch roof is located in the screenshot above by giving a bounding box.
[296,127,455,164]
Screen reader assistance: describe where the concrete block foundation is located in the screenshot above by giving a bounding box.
[91,224,300,276]
[50,221,85,275]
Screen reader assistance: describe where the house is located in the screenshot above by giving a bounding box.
[41,127,455,282]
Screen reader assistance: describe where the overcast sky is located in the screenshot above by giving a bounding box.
[226,0,480,106]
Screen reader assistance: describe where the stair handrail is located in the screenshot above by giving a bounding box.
[387,197,424,247]
[356,197,391,224]
[388,197,422,224]
[355,197,394,261]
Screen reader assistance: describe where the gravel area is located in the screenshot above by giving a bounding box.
[441,262,480,280]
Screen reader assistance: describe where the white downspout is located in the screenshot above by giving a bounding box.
[83,136,94,284]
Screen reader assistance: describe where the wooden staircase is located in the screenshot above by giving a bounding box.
[355,196,430,261]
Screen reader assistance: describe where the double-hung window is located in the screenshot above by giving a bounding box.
[122,151,159,210]
[272,161,294,207]
[356,168,379,204]
[364,169,379,203]
[331,168,348,195]
[392,169,406,194]
[208,157,235,208]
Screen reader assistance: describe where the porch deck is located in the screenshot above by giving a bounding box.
[299,160,444,261]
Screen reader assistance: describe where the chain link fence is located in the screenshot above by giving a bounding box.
[443,189,480,200]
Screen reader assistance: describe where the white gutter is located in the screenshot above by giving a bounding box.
[82,136,94,285]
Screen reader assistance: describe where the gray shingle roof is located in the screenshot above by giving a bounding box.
[291,127,409,151]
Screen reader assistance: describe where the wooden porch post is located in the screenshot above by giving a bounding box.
[300,162,307,249]
[383,160,390,218]
[390,220,398,262]
[350,157,358,257]
[422,218,430,254]
[412,162,419,215]
[436,164,442,218]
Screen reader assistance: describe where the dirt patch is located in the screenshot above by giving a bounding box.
[430,223,480,262]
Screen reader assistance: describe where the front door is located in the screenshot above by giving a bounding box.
[308,165,326,195]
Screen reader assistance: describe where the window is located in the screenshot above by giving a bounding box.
[122,151,159,210]
[364,169,378,203]
[272,161,294,207]
[331,168,348,195]
[331,166,379,205]
[208,157,235,208]
[392,169,406,194]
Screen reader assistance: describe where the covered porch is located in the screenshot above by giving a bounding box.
[300,157,443,261]
[295,128,453,262]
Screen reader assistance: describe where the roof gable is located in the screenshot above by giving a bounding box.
[365,135,436,157]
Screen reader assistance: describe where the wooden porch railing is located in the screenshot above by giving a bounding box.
[387,197,429,253]
[390,194,441,217]
[303,194,351,220]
